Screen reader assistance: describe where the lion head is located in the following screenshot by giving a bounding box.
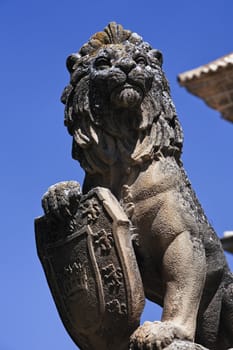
[61,23,183,176]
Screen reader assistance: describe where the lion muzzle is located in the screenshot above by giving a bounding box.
[110,84,144,108]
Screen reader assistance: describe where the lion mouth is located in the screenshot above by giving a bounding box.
[110,84,144,108]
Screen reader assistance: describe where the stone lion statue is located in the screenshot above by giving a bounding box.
[47,23,233,349]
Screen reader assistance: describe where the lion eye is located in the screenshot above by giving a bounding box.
[135,56,147,66]
[94,57,111,69]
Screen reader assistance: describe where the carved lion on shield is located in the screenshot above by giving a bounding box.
[58,23,233,349]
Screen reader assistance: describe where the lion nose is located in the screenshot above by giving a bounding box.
[116,58,136,74]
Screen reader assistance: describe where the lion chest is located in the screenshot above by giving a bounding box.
[121,159,202,258]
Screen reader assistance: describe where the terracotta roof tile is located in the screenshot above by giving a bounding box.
[178,53,233,83]
[178,53,233,122]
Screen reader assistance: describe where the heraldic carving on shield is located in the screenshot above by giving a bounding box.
[35,181,145,350]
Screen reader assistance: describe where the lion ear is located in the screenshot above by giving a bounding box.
[150,49,163,66]
[66,53,81,73]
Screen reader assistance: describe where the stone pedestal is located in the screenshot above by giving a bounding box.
[165,340,208,350]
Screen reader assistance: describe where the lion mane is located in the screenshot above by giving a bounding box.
[61,22,183,176]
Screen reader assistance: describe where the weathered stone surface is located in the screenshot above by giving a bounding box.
[164,340,208,350]
[36,23,233,350]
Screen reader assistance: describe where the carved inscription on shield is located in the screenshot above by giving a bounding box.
[101,263,123,294]
[62,261,88,297]
[106,299,127,315]
[92,229,114,254]
[80,193,129,319]
[79,197,101,224]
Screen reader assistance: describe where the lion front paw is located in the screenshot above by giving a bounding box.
[42,181,81,219]
[129,321,191,350]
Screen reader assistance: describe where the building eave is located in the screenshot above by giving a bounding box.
[221,233,233,254]
[178,53,233,123]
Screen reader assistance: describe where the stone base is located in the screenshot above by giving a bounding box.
[164,340,208,350]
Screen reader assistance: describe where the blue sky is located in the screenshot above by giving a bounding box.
[1,1,233,349]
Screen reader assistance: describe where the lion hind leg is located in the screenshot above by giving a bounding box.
[220,275,233,348]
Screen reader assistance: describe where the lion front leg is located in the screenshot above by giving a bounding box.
[161,231,206,337]
[41,180,82,232]
[130,230,206,350]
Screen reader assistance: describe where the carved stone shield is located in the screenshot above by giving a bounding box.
[35,186,145,350]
